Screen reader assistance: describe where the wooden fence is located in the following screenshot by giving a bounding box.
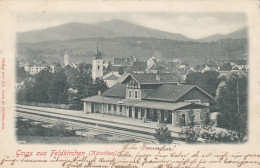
[18,102,71,110]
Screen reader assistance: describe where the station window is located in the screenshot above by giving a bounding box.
[114,105,117,111]
[129,91,132,98]
[120,105,123,112]
[135,91,138,98]
[98,65,100,70]
[108,104,111,111]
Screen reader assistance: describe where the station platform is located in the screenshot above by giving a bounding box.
[16,104,181,137]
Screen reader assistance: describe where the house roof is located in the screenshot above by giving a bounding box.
[202,65,217,72]
[143,84,214,102]
[126,57,135,65]
[103,71,121,79]
[209,67,217,71]
[102,84,126,98]
[50,62,62,67]
[144,84,195,102]
[81,95,124,104]
[30,62,47,67]
[104,75,120,80]
[178,64,187,69]
[152,58,159,64]
[111,66,132,72]
[132,62,147,71]
[114,58,126,65]
[235,60,247,65]
[218,70,247,79]
[155,65,166,71]
[81,95,208,111]
[122,73,183,84]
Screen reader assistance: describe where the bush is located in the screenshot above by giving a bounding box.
[154,122,173,144]
[179,123,241,144]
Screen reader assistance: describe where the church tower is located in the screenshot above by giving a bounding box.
[64,51,69,66]
[92,43,103,81]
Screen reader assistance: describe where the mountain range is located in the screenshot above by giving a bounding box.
[17,19,247,43]
[198,28,248,42]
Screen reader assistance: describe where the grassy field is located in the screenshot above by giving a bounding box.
[16,117,110,144]
[17,135,107,144]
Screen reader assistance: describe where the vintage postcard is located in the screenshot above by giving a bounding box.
[1,0,260,167]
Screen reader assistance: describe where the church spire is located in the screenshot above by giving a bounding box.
[94,42,102,59]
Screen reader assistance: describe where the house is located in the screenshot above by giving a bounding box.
[114,56,136,67]
[102,71,122,88]
[24,63,30,72]
[201,65,217,73]
[114,58,126,66]
[231,60,248,71]
[126,56,136,66]
[50,62,62,73]
[218,70,247,81]
[82,73,213,128]
[131,62,147,73]
[147,57,160,69]
[177,63,189,73]
[111,66,132,74]
[29,61,47,75]
[103,60,110,69]
[167,59,182,70]
[187,67,196,74]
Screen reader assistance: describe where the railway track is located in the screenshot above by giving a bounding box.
[16,106,183,143]
[16,110,159,143]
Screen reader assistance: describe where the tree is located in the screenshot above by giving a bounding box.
[199,71,220,97]
[32,70,53,103]
[64,65,79,88]
[16,66,28,79]
[16,79,35,103]
[220,63,232,71]
[216,75,248,141]
[178,110,241,144]
[185,71,220,97]
[47,70,68,104]
[72,68,93,109]
[185,72,200,85]
[89,78,108,97]
[154,122,173,144]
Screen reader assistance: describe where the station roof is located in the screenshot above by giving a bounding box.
[81,95,208,111]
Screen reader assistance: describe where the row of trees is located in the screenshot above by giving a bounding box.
[16,63,108,109]
[216,75,248,141]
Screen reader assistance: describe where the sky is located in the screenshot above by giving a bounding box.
[17,12,247,39]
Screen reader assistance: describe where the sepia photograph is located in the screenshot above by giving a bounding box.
[14,12,249,145]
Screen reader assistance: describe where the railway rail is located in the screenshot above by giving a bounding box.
[16,106,183,143]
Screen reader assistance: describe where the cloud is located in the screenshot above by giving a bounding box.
[196,16,217,24]
[177,15,195,25]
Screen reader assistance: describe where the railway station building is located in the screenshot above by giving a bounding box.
[82,73,214,128]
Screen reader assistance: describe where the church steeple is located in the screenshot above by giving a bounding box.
[94,42,102,59]
[92,42,104,81]
[64,51,69,66]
